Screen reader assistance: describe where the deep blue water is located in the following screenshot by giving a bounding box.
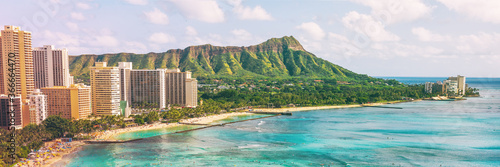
[67,78,500,166]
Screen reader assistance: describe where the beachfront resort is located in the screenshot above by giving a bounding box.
[0,25,198,166]
[424,75,479,100]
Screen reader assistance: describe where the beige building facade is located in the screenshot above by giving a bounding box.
[0,25,34,100]
[165,69,197,107]
[90,62,121,116]
[40,84,91,120]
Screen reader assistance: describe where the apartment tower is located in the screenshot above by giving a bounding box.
[0,25,34,100]
[457,75,466,95]
[40,84,91,120]
[447,75,466,95]
[165,69,197,107]
[90,62,121,116]
[130,69,166,109]
[33,45,71,88]
[185,78,198,107]
[28,89,47,125]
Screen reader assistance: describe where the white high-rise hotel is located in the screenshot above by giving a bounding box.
[33,45,72,88]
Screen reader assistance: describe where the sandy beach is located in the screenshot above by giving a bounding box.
[179,112,254,124]
[252,101,404,113]
[102,122,181,140]
[41,141,85,167]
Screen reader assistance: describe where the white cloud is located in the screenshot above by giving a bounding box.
[185,26,198,36]
[91,36,119,47]
[234,5,273,20]
[226,0,241,6]
[206,33,223,46]
[437,0,500,24]
[149,32,176,43]
[169,0,224,23]
[40,30,80,46]
[124,0,148,5]
[456,32,500,54]
[99,28,114,36]
[76,2,92,10]
[36,29,124,54]
[342,11,400,42]
[70,12,86,21]
[296,22,326,40]
[411,27,500,55]
[388,43,443,58]
[328,32,349,43]
[144,8,169,25]
[351,0,433,24]
[411,27,450,42]
[123,41,148,54]
[231,29,252,41]
[65,22,79,32]
[229,0,273,20]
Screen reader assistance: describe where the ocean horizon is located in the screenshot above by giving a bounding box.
[65,77,500,166]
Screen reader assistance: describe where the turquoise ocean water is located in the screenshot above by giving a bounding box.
[67,77,500,166]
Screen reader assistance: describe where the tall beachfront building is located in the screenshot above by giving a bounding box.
[185,78,198,107]
[1,25,34,128]
[130,69,166,109]
[90,62,121,116]
[118,62,132,104]
[0,25,34,100]
[165,69,198,107]
[457,75,466,95]
[40,84,91,120]
[0,95,22,130]
[33,45,72,88]
[28,89,47,125]
[446,75,466,95]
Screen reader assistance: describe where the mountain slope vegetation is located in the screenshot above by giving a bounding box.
[69,36,369,80]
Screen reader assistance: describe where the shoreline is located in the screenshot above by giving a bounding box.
[107,112,255,140]
[37,100,412,167]
[41,142,84,167]
[252,100,408,113]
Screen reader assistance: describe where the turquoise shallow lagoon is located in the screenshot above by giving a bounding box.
[113,114,272,141]
[67,78,500,166]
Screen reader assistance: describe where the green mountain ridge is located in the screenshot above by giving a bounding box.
[69,36,367,80]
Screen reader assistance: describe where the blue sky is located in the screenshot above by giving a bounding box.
[2,0,499,77]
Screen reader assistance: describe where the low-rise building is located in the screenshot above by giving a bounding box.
[41,84,92,120]
[0,95,23,130]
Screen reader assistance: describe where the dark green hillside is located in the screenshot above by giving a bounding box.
[69,36,366,80]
